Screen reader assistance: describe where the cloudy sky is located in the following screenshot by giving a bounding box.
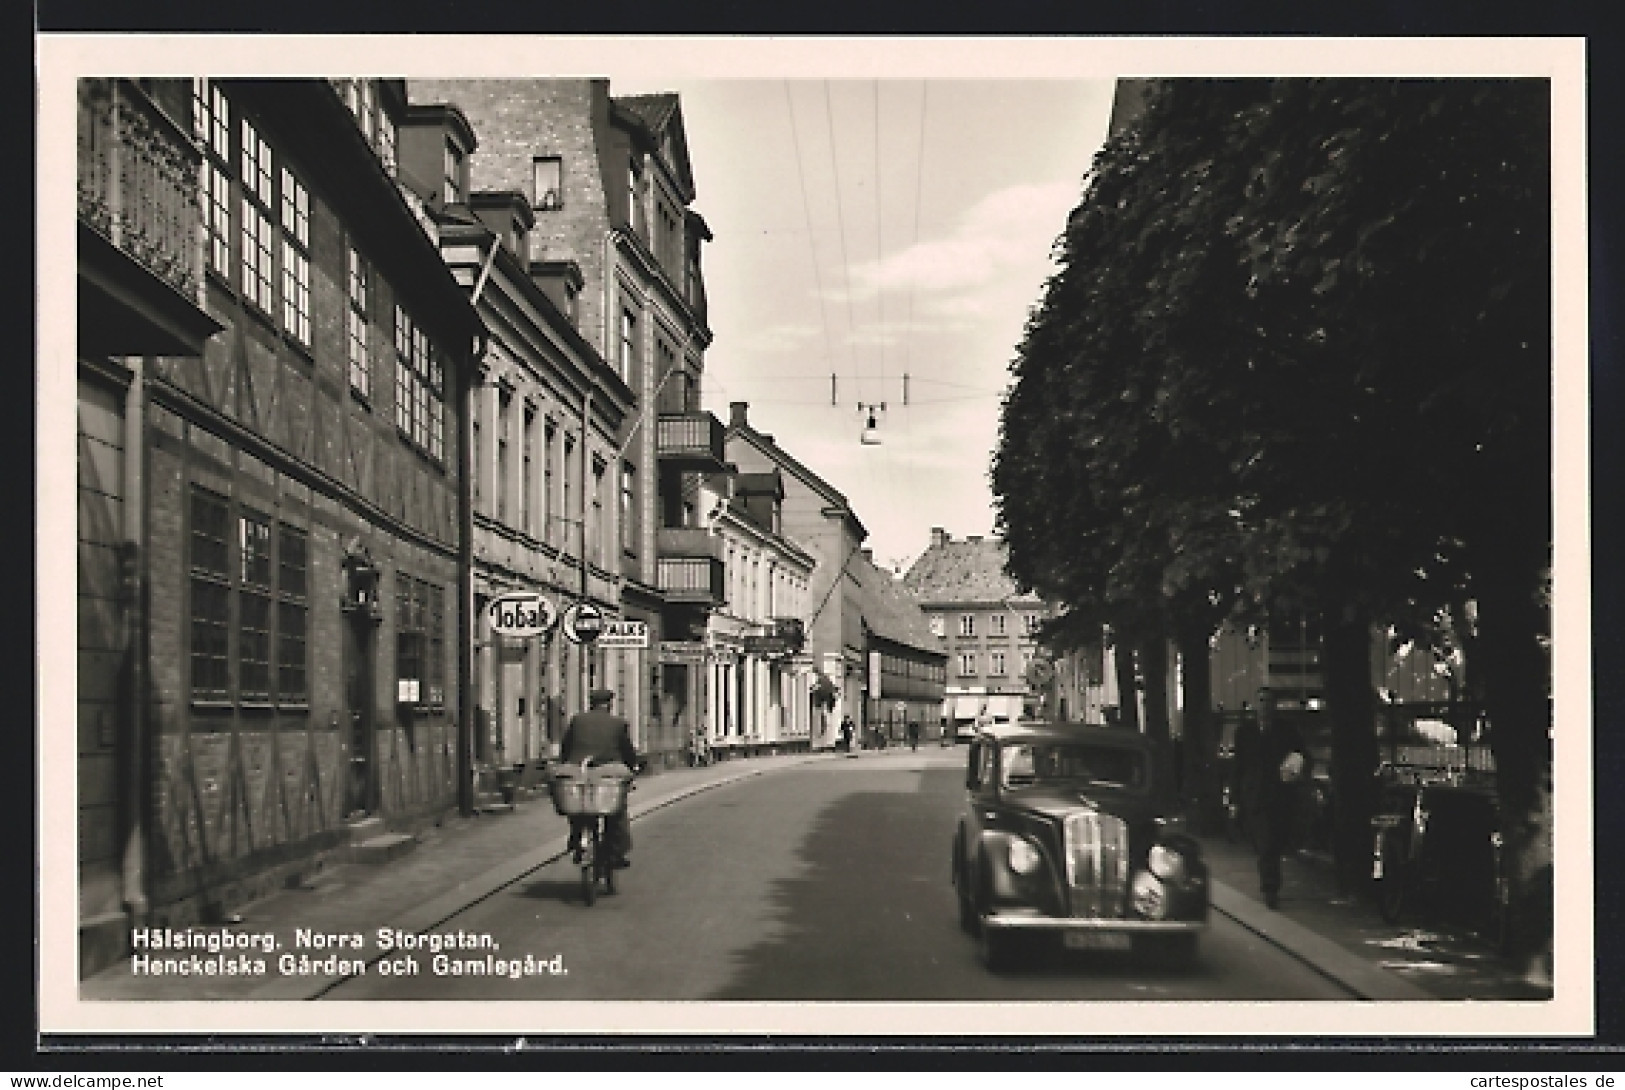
[614,76,1117,572]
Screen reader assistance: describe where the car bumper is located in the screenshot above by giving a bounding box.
[982,911,1206,934]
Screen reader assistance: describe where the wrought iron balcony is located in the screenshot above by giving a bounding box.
[656,526,722,561]
[657,557,726,606]
[77,78,219,357]
[655,411,727,471]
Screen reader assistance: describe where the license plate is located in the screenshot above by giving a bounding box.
[1063,931,1132,952]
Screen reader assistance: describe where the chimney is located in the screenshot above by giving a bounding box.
[860,547,874,565]
[930,527,949,548]
[729,401,749,428]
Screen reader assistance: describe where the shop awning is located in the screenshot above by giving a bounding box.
[951,695,986,721]
[985,695,1023,722]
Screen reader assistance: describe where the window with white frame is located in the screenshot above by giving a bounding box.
[619,308,637,386]
[394,306,444,461]
[521,405,535,536]
[238,117,275,313]
[958,653,977,677]
[991,612,1007,637]
[958,614,975,638]
[192,80,231,273]
[346,244,370,395]
[1024,612,1043,635]
[620,460,637,557]
[990,651,1007,676]
[279,167,311,344]
[534,156,562,210]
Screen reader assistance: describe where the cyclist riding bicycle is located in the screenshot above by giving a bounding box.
[559,689,638,868]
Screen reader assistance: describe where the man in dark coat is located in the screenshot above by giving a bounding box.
[1247,687,1309,908]
[560,689,639,865]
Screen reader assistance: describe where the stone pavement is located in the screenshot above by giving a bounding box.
[1194,831,1554,1001]
[81,750,838,1001]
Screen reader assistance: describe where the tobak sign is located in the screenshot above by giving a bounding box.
[486,591,558,638]
[561,600,605,645]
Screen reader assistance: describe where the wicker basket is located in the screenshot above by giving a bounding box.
[550,775,630,817]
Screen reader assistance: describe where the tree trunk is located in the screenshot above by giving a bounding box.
[1474,553,1553,970]
[1112,636,1140,732]
[1177,623,1217,833]
[1140,637,1170,742]
[1322,602,1378,895]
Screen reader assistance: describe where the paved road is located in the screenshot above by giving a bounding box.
[331,750,1350,1001]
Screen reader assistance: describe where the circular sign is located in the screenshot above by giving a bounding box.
[561,600,605,644]
[486,591,558,638]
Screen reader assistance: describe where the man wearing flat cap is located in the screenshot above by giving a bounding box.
[560,688,639,866]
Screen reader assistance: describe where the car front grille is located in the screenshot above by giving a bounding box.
[1063,810,1131,918]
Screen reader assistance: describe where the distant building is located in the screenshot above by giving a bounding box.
[903,528,1115,731]
[725,402,943,747]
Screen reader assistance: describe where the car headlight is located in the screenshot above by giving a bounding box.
[1148,844,1186,881]
[1132,871,1168,919]
[1007,838,1043,875]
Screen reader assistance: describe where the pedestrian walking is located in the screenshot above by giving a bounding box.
[839,715,855,752]
[1244,687,1309,908]
[907,720,920,751]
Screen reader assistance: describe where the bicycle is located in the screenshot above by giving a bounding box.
[549,758,634,907]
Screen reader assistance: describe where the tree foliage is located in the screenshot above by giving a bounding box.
[994,78,1551,949]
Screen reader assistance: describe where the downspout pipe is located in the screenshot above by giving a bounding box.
[120,356,149,925]
[456,232,496,817]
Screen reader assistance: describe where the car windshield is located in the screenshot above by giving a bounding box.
[1000,741,1147,791]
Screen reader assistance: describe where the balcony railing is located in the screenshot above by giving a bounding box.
[657,557,726,605]
[78,79,202,303]
[656,526,722,561]
[655,411,727,471]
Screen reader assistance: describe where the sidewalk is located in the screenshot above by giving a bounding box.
[81,750,837,1001]
[1196,832,1554,1001]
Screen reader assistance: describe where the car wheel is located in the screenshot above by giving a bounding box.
[956,868,979,935]
[978,921,1019,973]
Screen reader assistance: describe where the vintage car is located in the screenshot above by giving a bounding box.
[951,722,1209,971]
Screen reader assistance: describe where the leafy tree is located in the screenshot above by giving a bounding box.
[995,77,1551,957]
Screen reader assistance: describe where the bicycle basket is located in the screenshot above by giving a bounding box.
[550,775,630,816]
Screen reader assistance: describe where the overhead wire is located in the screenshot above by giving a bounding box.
[783,81,838,400]
[822,81,861,405]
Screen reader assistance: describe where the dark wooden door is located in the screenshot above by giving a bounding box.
[344,613,376,817]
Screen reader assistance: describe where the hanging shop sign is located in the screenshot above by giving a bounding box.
[597,619,650,649]
[658,641,707,664]
[561,600,605,644]
[486,591,559,639]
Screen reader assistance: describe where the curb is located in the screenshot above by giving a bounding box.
[1208,878,1431,1001]
[251,753,834,999]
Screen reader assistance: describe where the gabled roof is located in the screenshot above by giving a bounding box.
[612,92,696,202]
[851,552,944,658]
[901,535,1041,607]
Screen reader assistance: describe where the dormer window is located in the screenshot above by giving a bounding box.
[443,141,466,205]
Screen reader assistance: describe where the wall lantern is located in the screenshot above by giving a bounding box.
[341,541,383,621]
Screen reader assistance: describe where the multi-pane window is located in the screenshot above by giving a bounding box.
[521,405,534,536]
[991,612,1007,637]
[192,79,231,273]
[396,574,446,709]
[394,306,444,460]
[443,141,465,205]
[188,488,231,701]
[620,460,637,557]
[990,651,1007,677]
[277,524,308,703]
[628,162,643,236]
[238,511,274,700]
[590,457,606,565]
[346,245,370,395]
[280,167,311,344]
[1024,613,1043,636]
[496,387,512,524]
[1020,649,1034,679]
[239,118,276,313]
[187,486,307,706]
[958,614,976,638]
[337,78,394,172]
[533,156,562,210]
[958,653,978,677]
[618,308,637,385]
[543,420,556,544]
[562,435,575,548]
